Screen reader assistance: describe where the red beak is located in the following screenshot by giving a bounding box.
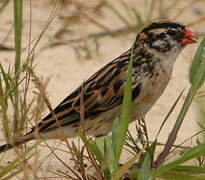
[181,28,198,45]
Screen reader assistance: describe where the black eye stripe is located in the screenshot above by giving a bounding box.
[147,32,166,41]
[148,28,183,42]
[167,29,178,35]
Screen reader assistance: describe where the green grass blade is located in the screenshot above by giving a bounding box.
[112,47,133,168]
[151,144,205,178]
[189,38,205,88]
[148,140,157,164]
[138,152,151,180]
[111,149,144,180]
[80,132,103,163]
[102,137,112,178]
[13,0,22,75]
[0,65,12,139]
[111,117,120,161]
[13,0,23,137]
[159,172,205,180]
[0,63,14,104]
[173,165,205,174]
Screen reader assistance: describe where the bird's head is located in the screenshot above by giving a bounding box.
[136,21,197,53]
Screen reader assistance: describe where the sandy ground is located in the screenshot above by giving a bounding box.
[0,0,205,179]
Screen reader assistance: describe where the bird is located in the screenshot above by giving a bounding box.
[0,20,197,153]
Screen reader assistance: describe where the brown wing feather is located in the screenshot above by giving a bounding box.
[31,49,142,133]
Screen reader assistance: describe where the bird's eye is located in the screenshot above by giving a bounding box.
[167,29,178,36]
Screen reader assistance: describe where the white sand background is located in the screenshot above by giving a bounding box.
[0,0,205,179]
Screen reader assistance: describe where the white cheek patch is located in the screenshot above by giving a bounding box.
[152,39,171,52]
[153,40,165,47]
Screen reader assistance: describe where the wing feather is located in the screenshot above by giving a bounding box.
[32,49,142,133]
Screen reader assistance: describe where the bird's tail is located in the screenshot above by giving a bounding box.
[0,132,34,153]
